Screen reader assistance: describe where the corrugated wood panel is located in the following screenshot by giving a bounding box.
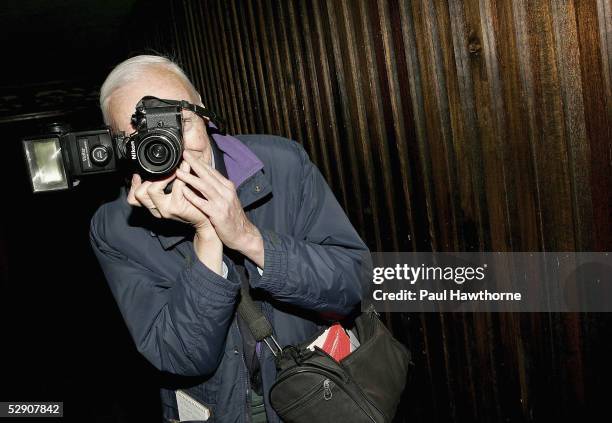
[160,1,612,421]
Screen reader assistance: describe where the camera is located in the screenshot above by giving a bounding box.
[22,96,222,193]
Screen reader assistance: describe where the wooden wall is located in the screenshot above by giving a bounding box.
[159,0,611,421]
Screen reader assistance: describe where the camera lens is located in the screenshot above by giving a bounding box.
[145,142,170,165]
[135,130,181,175]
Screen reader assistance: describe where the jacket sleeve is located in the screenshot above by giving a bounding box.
[90,212,240,377]
[248,142,371,317]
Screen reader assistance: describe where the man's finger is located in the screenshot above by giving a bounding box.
[134,180,154,206]
[127,173,142,206]
[183,185,213,215]
[147,173,177,204]
[206,164,235,190]
[182,150,207,176]
[182,151,227,197]
[133,180,162,216]
[132,173,142,188]
[184,150,235,195]
[148,207,162,218]
[176,167,222,202]
[170,161,189,203]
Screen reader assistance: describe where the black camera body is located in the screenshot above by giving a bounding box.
[22,96,222,193]
[121,96,185,177]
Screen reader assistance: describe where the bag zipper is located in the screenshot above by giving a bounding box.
[274,378,333,415]
[313,346,387,422]
[323,379,333,400]
[272,367,377,422]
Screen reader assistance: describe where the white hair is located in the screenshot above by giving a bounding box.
[99,55,199,125]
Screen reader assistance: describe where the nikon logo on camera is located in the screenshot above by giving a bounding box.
[130,140,136,160]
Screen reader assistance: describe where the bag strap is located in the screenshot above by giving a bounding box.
[236,266,282,357]
[191,137,280,357]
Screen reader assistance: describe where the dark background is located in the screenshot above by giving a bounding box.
[0,1,171,421]
[1,0,611,422]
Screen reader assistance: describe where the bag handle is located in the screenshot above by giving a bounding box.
[237,279,379,358]
[236,270,282,357]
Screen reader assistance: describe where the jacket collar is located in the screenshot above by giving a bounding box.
[153,127,271,250]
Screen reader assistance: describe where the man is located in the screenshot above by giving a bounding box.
[90,55,369,423]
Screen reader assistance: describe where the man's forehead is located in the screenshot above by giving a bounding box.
[111,92,191,125]
[112,72,194,108]
[115,87,191,108]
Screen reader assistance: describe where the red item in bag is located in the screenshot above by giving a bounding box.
[321,323,351,361]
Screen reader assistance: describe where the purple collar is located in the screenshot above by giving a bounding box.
[208,125,264,188]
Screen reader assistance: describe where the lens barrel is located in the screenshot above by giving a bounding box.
[135,128,182,175]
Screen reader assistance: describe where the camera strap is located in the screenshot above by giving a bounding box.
[178,100,221,126]
[137,96,225,133]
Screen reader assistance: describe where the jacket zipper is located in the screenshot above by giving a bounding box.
[235,318,252,423]
[273,368,377,422]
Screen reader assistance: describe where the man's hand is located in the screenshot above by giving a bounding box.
[176,150,265,268]
[127,161,212,232]
[126,161,223,274]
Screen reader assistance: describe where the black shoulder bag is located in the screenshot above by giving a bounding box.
[237,285,411,423]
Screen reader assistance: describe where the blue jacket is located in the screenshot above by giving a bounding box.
[89,132,370,423]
